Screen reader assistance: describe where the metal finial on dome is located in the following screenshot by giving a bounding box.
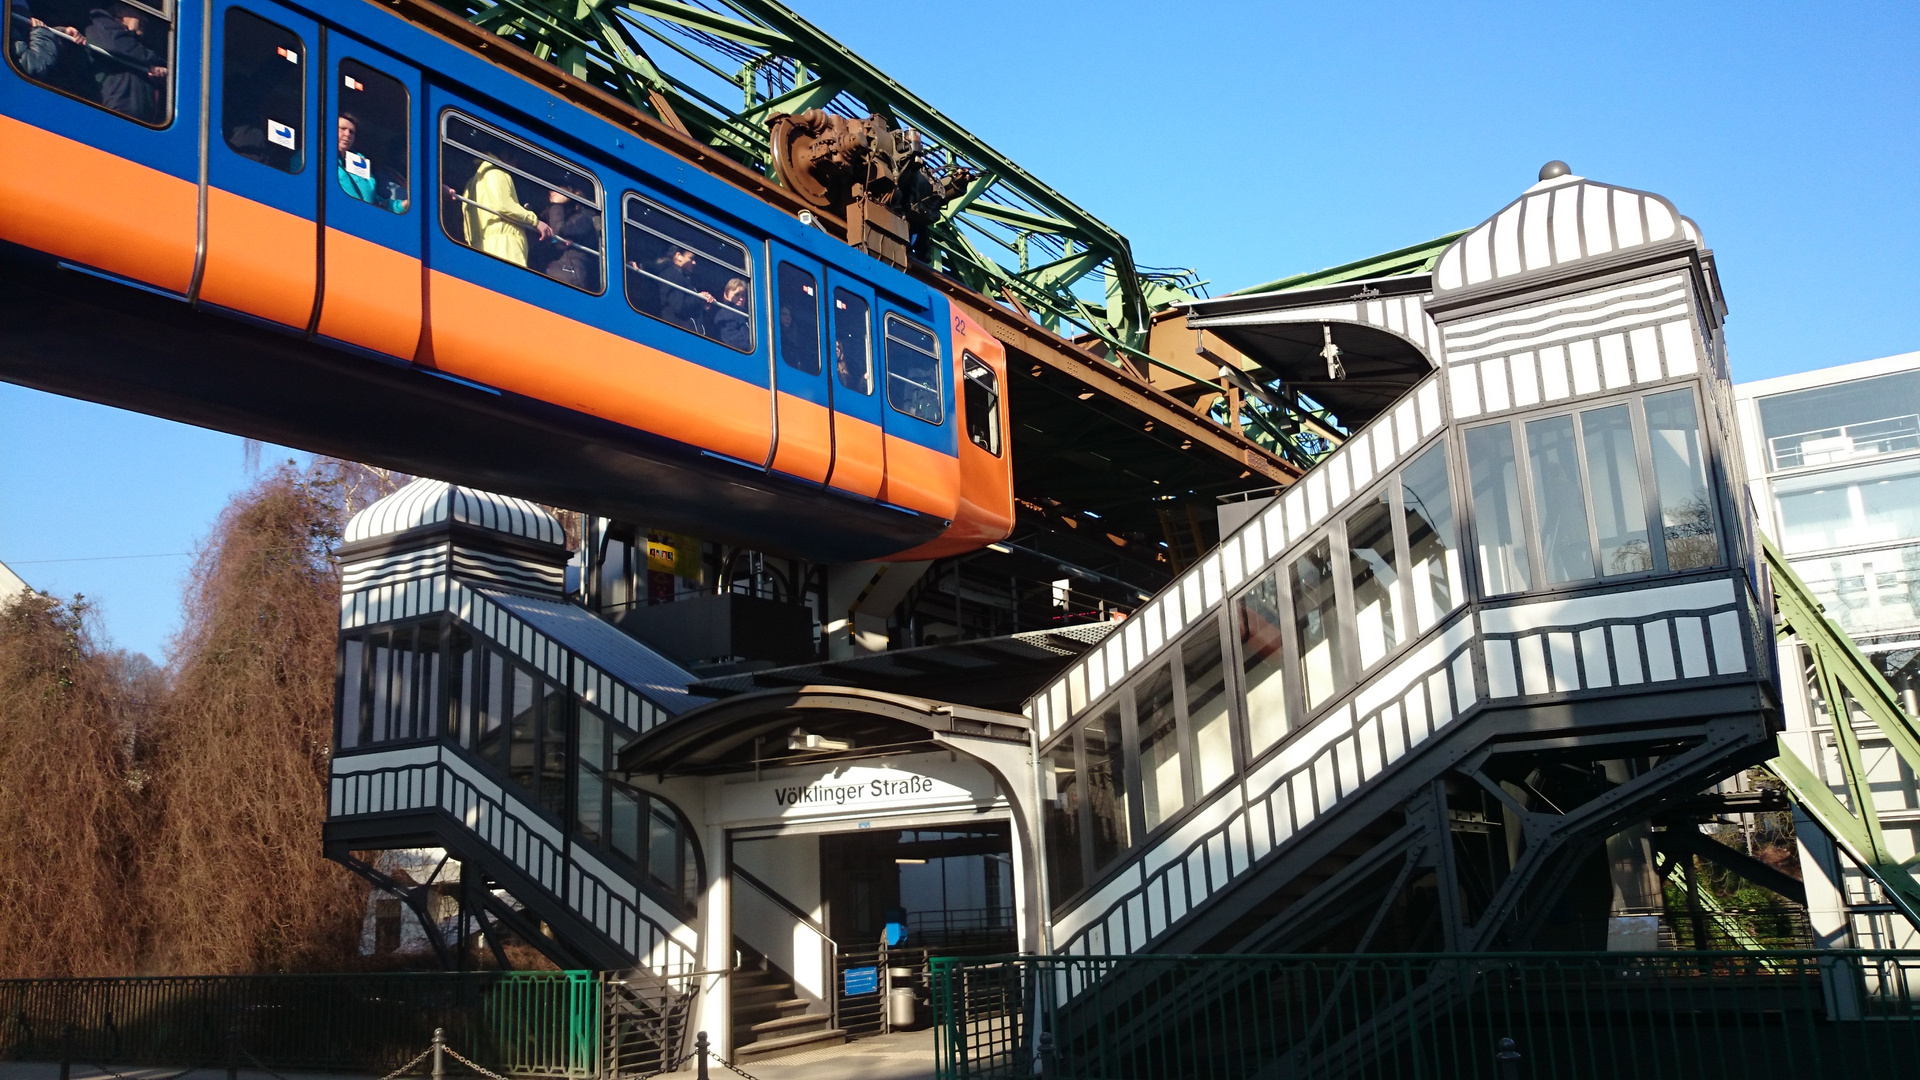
[1538,160,1571,181]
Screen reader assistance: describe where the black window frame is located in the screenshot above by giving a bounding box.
[221,6,306,173]
[962,351,1002,456]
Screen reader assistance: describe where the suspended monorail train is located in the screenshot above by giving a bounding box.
[0,0,1012,562]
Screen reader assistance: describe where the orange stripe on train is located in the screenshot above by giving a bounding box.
[882,433,960,521]
[771,390,831,483]
[0,115,195,293]
[427,270,773,468]
[201,187,317,328]
[829,411,884,501]
[318,227,422,359]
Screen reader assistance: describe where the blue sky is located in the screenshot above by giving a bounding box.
[2,0,1915,662]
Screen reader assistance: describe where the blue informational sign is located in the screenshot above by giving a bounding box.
[843,967,879,996]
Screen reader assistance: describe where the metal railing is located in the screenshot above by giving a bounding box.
[932,951,1920,1080]
[0,971,601,1077]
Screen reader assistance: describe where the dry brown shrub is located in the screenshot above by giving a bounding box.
[0,593,143,977]
[138,460,398,973]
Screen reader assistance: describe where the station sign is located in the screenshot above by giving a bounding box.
[718,754,998,825]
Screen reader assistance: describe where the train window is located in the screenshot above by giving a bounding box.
[884,315,943,424]
[832,289,871,394]
[776,263,820,375]
[440,112,604,293]
[222,8,304,172]
[335,59,408,214]
[962,352,1001,455]
[623,193,752,351]
[7,0,173,124]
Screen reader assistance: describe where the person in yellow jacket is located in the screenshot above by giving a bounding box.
[447,158,551,267]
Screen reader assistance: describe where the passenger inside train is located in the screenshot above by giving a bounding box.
[6,0,170,123]
[440,113,604,290]
[336,60,410,214]
[623,196,756,351]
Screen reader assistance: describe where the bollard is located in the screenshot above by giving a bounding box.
[1037,1031,1056,1080]
[1496,1036,1522,1080]
[694,1030,710,1080]
[58,1023,72,1080]
[432,1027,446,1080]
[227,1024,240,1080]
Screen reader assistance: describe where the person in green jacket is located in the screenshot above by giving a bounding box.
[336,113,407,214]
[447,152,549,267]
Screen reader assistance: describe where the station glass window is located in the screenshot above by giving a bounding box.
[622,192,749,346]
[1526,414,1595,584]
[1466,422,1531,595]
[1645,389,1719,570]
[1291,539,1345,710]
[1237,568,1290,754]
[963,353,1002,455]
[1184,623,1233,794]
[601,772,703,913]
[337,621,441,748]
[833,290,873,394]
[336,59,409,213]
[1400,444,1459,632]
[1347,495,1400,669]
[223,8,303,172]
[776,263,820,375]
[1083,707,1130,873]
[1134,662,1182,831]
[440,112,603,292]
[1044,745,1084,900]
[1581,405,1652,575]
[7,0,173,125]
[884,314,943,423]
[1758,369,1920,472]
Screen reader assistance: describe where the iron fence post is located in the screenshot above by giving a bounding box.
[58,1022,71,1080]
[695,1030,709,1080]
[1037,1030,1055,1080]
[226,1023,239,1080]
[432,1027,446,1080]
[1496,1036,1521,1080]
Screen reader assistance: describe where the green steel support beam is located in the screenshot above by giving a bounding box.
[430,0,1185,353]
[1764,534,1920,925]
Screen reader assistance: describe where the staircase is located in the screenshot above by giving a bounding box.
[731,945,845,1062]
[1029,170,1777,967]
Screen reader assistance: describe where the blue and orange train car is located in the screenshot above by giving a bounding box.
[0,0,1012,562]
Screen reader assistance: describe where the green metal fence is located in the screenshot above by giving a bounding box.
[0,971,601,1076]
[932,951,1920,1080]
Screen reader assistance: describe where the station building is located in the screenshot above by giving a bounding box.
[326,164,1797,1059]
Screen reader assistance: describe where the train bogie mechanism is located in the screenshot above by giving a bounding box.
[769,110,974,268]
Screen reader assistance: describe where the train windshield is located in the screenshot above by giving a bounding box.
[623,194,754,353]
[884,315,942,424]
[440,112,604,293]
[963,353,1001,455]
[7,0,175,126]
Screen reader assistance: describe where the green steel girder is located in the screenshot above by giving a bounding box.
[426,0,1189,353]
[1763,535,1920,926]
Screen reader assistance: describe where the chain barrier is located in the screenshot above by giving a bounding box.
[372,1046,437,1080]
[439,1044,513,1080]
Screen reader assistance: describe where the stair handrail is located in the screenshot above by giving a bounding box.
[1762,533,1920,924]
[729,864,841,1032]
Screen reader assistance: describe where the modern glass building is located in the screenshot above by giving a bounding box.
[1736,350,1920,950]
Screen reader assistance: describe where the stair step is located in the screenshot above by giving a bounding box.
[745,1012,833,1038]
[733,1028,847,1062]
[732,982,795,1003]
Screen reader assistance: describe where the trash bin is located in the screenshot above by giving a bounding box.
[888,967,917,1027]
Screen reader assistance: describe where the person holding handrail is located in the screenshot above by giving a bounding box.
[83,3,165,122]
[445,151,550,268]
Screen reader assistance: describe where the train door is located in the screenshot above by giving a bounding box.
[872,295,960,522]
[0,0,201,293]
[823,270,885,500]
[199,0,318,328]
[314,46,422,359]
[767,242,832,486]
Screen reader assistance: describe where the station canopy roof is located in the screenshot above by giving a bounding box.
[1185,232,1464,431]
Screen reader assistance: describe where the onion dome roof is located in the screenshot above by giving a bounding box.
[344,478,566,547]
[1434,163,1693,295]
